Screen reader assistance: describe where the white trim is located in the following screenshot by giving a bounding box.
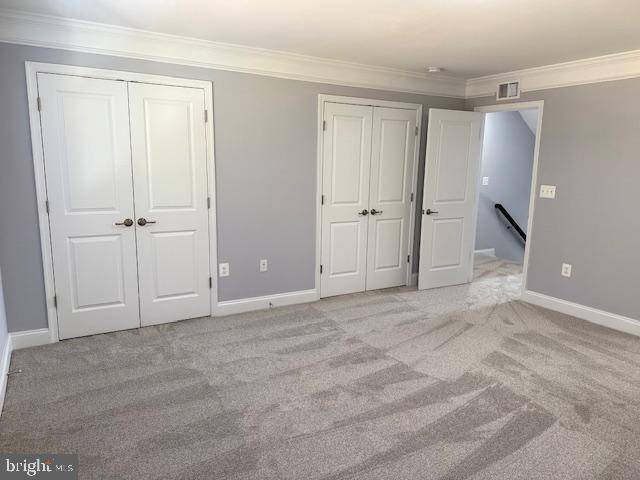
[0,9,465,98]
[0,335,11,416]
[474,248,496,257]
[466,49,640,98]
[522,290,640,338]
[25,62,219,339]
[217,289,318,317]
[315,94,423,298]
[5,9,640,99]
[474,101,544,295]
[9,328,51,350]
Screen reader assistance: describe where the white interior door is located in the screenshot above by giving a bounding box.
[418,109,484,290]
[321,102,373,297]
[128,83,211,326]
[38,73,140,339]
[366,107,417,290]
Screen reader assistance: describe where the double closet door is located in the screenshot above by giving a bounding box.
[38,73,211,339]
[321,102,417,297]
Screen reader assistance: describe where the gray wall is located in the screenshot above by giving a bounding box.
[467,80,640,320]
[0,269,8,361]
[476,111,535,263]
[0,42,464,333]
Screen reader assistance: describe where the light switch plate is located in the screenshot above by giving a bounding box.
[219,263,230,277]
[260,259,268,272]
[540,185,556,199]
[482,176,489,186]
[561,263,572,277]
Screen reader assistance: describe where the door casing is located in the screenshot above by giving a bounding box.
[25,62,219,343]
[315,94,423,298]
[473,101,545,296]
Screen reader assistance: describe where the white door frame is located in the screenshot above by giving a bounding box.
[315,94,423,297]
[25,62,219,343]
[473,100,544,295]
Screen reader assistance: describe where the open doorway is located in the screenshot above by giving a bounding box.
[473,102,543,293]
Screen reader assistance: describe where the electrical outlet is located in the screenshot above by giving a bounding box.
[540,185,556,199]
[561,263,572,278]
[482,176,489,186]
[259,259,268,272]
[219,263,230,277]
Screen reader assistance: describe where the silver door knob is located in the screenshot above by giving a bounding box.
[137,218,157,226]
[424,209,439,215]
[358,209,369,216]
[370,209,383,215]
[115,218,133,227]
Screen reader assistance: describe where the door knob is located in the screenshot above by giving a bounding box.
[370,209,383,215]
[358,209,369,216]
[115,218,133,227]
[424,209,439,215]
[137,217,157,226]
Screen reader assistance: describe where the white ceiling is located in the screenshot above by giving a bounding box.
[1,0,640,78]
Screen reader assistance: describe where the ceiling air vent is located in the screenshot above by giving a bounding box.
[496,81,520,101]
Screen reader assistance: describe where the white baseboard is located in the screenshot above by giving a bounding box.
[0,335,12,416]
[521,290,640,337]
[475,248,496,257]
[216,289,318,317]
[9,328,51,350]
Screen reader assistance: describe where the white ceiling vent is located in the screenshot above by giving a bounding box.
[496,81,520,100]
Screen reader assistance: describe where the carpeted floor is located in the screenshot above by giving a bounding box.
[2,254,640,479]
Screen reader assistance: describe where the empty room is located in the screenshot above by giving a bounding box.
[0,1,639,479]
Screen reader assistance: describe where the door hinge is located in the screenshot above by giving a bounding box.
[37,97,42,111]
[322,120,326,131]
[45,200,50,214]
[207,196,211,209]
[204,109,209,123]
[53,295,57,308]
[415,125,419,136]
[407,255,410,264]
[321,194,324,205]
[410,193,414,202]
[209,276,212,289]
[320,265,323,274]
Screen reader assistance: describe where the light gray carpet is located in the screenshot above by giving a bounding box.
[2,254,640,479]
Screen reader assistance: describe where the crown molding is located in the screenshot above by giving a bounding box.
[0,9,466,98]
[3,9,640,100]
[466,49,640,98]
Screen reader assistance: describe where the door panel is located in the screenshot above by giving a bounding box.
[321,102,372,297]
[419,109,484,290]
[366,107,416,290]
[38,73,140,339]
[68,235,127,310]
[128,83,210,326]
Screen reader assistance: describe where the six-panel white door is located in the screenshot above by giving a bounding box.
[418,109,484,290]
[38,73,141,339]
[366,107,417,290]
[321,103,373,297]
[128,83,211,326]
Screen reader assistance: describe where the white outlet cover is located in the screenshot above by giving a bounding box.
[260,259,268,272]
[540,185,556,199]
[482,176,489,186]
[561,263,572,277]
[219,262,230,277]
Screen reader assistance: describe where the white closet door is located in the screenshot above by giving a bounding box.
[366,107,417,290]
[38,73,140,339]
[419,109,484,290]
[128,83,211,326]
[321,102,373,297]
